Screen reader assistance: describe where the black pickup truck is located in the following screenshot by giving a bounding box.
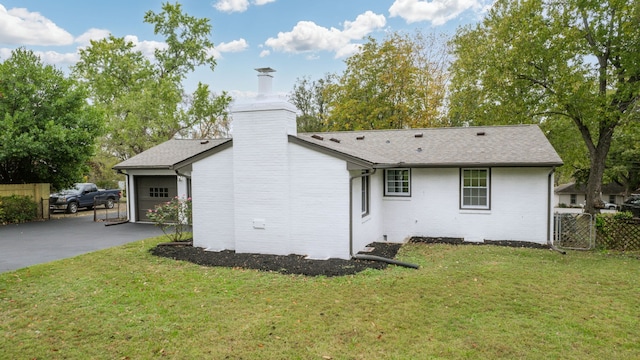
[49,183,122,214]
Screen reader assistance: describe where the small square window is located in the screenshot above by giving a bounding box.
[149,187,169,198]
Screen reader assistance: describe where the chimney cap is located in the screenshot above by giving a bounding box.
[255,67,276,74]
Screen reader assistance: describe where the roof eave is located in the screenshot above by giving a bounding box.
[372,161,564,168]
[288,135,374,169]
[112,165,172,170]
[172,139,233,170]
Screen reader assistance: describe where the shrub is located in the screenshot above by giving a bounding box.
[0,195,38,224]
[147,196,192,242]
[95,180,119,190]
[595,211,640,251]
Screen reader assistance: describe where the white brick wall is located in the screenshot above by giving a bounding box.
[352,170,385,253]
[231,100,298,256]
[192,147,235,251]
[289,144,351,259]
[380,167,553,244]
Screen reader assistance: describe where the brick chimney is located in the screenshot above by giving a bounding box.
[230,68,298,256]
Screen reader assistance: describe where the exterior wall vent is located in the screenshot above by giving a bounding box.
[415,133,423,138]
[200,140,209,145]
[330,138,341,143]
[311,134,324,140]
[477,131,486,136]
[356,136,365,140]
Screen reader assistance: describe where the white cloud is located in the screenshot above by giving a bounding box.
[264,11,385,58]
[213,0,274,13]
[0,5,74,46]
[214,0,249,13]
[37,50,79,65]
[0,47,13,60]
[217,39,249,53]
[389,0,485,26]
[124,35,167,59]
[259,49,270,58]
[209,38,249,59]
[0,47,78,66]
[75,28,111,47]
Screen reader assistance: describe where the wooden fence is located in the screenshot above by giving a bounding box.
[0,183,50,220]
[596,217,640,251]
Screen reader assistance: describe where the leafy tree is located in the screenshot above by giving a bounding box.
[178,84,232,139]
[326,31,450,130]
[288,74,335,132]
[448,0,640,214]
[73,2,230,161]
[0,48,103,189]
[607,120,640,194]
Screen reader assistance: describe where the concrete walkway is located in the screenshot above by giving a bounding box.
[0,215,163,273]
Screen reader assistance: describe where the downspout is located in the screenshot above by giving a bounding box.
[349,169,420,269]
[547,167,566,254]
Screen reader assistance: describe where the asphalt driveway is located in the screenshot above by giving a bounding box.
[0,215,164,273]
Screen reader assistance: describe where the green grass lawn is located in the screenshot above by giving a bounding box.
[1,238,639,359]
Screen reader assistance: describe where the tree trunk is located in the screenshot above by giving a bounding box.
[584,151,606,214]
[583,127,615,214]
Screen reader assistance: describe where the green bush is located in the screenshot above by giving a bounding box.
[94,180,119,190]
[0,195,38,224]
[147,196,192,242]
[595,211,639,251]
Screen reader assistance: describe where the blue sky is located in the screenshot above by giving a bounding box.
[0,0,493,99]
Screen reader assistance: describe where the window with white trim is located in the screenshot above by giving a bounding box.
[361,171,370,217]
[461,168,490,209]
[385,169,410,196]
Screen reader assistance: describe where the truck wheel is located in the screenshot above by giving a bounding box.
[105,198,115,209]
[67,202,79,214]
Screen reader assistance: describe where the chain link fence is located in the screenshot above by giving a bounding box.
[553,213,595,250]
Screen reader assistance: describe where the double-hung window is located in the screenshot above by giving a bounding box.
[361,171,370,217]
[461,168,490,209]
[385,169,410,197]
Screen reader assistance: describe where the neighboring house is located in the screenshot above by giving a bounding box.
[115,69,563,260]
[554,182,626,208]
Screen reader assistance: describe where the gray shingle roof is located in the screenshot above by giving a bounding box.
[113,138,230,169]
[294,124,563,167]
[114,125,562,170]
[555,182,625,195]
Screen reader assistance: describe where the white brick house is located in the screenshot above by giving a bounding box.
[116,69,563,260]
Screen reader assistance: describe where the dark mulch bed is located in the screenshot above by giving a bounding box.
[150,242,402,277]
[410,237,551,249]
